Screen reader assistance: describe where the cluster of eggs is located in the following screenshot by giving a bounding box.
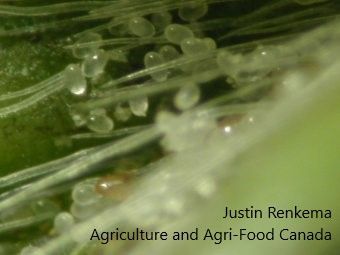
[49,2,224,246]
[47,174,131,243]
[18,172,134,253]
[70,173,133,222]
[62,0,217,134]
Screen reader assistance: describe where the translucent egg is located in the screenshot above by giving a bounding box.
[128,17,155,37]
[144,51,164,67]
[144,51,168,81]
[81,49,108,78]
[151,12,172,32]
[72,181,102,206]
[20,246,43,255]
[114,103,132,122]
[174,83,200,110]
[164,24,194,45]
[72,32,102,59]
[70,201,104,220]
[64,64,87,96]
[180,38,209,55]
[203,37,217,51]
[86,108,114,133]
[179,0,208,22]
[129,97,149,117]
[54,212,75,234]
[159,45,180,62]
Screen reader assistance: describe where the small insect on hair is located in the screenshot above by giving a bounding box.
[95,172,137,201]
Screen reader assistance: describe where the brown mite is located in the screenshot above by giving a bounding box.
[95,172,136,201]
